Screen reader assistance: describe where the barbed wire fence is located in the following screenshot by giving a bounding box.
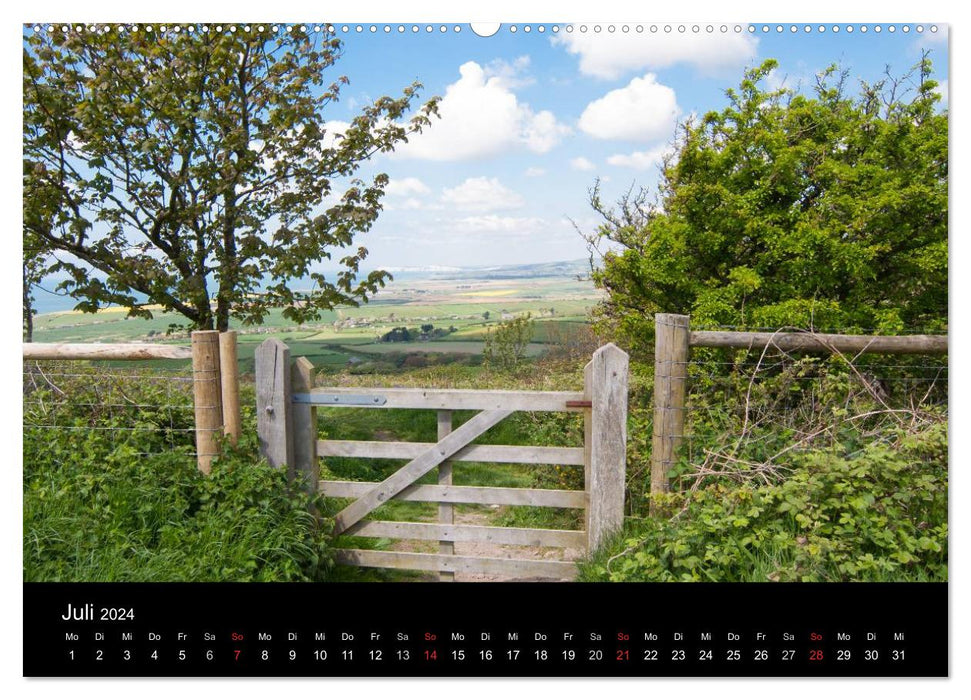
[22,332,243,473]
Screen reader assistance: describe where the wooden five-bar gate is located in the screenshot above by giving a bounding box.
[255,340,629,581]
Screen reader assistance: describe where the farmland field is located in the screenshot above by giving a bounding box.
[31,263,602,372]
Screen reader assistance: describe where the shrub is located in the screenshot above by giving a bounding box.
[585,58,947,355]
[483,313,535,371]
[579,421,947,583]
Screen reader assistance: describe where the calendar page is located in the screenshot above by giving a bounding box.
[21,14,949,679]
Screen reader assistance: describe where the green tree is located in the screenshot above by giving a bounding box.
[586,56,947,353]
[23,26,438,331]
[483,313,534,370]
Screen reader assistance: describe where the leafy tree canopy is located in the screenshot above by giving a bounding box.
[585,56,947,353]
[24,26,438,331]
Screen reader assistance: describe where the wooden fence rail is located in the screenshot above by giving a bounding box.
[22,342,192,361]
[650,313,949,502]
[23,333,241,474]
[690,330,948,355]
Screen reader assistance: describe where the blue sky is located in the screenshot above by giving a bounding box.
[309,22,949,270]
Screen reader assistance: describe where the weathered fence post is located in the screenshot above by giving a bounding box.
[219,331,241,447]
[255,338,294,470]
[437,410,455,582]
[651,313,690,505]
[191,330,223,474]
[291,356,319,493]
[584,343,629,551]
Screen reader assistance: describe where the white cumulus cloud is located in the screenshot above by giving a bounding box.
[606,145,668,170]
[384,177,431,197]
[524,167,547,177]
[483,55,535,89]
[570,157,596,171]
[321,120,350,149]
[579,74,680,142]
[452,215,545,235]
[552,29,758,80]
[393,61,570,161]
[441,177,525,211]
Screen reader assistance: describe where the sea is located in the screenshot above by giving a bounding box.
[30,269,445,316]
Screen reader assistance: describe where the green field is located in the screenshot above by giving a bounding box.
[32,271,602,374]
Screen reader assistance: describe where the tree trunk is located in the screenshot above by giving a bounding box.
[216,194,238,333]
[23,266,34,343]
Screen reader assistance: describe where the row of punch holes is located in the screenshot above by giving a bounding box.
[27,24,942,36]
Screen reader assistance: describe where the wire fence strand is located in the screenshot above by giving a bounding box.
[672,332,948,493]
[23,360,198,457]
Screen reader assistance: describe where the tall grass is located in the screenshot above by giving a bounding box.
[23,366,332,582]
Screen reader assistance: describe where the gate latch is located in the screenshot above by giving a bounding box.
[292,393,387,406]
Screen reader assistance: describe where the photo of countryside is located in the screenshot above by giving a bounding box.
[23,23,947,584]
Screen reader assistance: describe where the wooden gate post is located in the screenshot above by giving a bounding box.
[219,331,241,447]
[584,343,629,551]
[191,330,223,474]
[255,338,294,470]
[651,314,690,504]
[291,357,319,493]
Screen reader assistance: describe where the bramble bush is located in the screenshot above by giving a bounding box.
[580,421,947,582]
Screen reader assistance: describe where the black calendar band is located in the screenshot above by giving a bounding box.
[24,582,947,677]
